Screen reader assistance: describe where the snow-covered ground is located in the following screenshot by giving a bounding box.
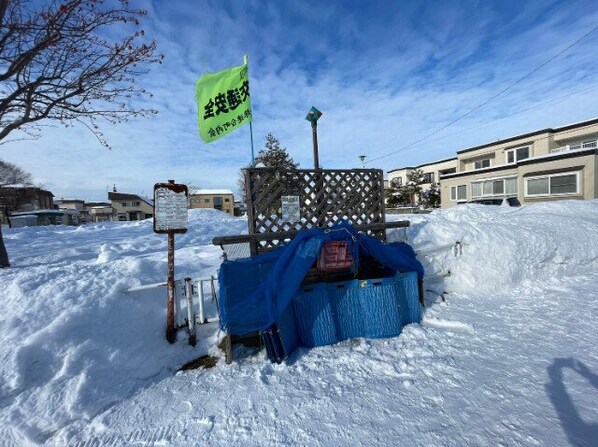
[1,201,597,446]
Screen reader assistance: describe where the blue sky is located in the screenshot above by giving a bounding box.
[2,0,598,201]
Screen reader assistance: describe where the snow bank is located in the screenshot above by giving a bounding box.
[1,202,597,446]
[404,200,598,295]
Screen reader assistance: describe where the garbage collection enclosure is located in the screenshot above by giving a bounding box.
[214,167,423,364]
[244,167,387,254]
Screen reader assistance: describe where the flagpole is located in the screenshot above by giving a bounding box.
[250,121,255,167]
[245,54,255,167]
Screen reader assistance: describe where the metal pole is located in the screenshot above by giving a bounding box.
[198,279,206,324]
[250,121,255,167]
[166,232,176,343]
[185,277,196,346]
[312,124,320,170]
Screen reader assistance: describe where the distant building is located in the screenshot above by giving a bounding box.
[189,189,234,214]
[441,118,598,207]
[388,117,598,208]
[0,186,55,225]
[55,198,89,222]
[108,188,153,221]
[387,158,457,205]
[10,209,80,227]
[85,201,113,223]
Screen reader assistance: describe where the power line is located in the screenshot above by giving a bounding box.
[389,83,598,158]
[367,23,598,165]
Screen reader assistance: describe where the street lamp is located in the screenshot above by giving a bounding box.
[305,106,323,169]
[359,155,366,168]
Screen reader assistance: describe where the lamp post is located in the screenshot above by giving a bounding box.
[359,155,366,168]
[305,106,323,170]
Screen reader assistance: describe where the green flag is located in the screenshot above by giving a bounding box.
[196,57,252,143]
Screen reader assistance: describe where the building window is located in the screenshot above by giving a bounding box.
[525,172,579,196]
[117,213,127,221]
[224,198,230,202]
[474,158,491,170]
[450,185,467,202]
[133,201,140,207]
[391,177,402,187]
[204,198,210,203]
[193,198,200,203]
[472,177,517,198]
[422,173,434,183]
[506,146,530,163]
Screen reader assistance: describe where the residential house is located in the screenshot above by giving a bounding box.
[440,118,598,208]
[108,189,153,221]
[85,201,114,223]
[55,198,89,223]
[387,157,457,204]
[0,186,55,224]
[189,189,234,214]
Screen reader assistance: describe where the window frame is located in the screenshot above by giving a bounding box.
[474,158,491,170]
[471,176,518,199]
[506,146,530,164]
[524,171,580,197]
[422,172,434,183]
[450,185,467,202]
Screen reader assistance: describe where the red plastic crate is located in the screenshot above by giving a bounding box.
[317,241,354,272]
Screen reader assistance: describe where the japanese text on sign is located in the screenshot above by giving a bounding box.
[154,186,188,233]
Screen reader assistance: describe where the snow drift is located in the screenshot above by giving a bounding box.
[1,200,597,446]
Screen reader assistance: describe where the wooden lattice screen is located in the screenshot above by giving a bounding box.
[245,168,386,254]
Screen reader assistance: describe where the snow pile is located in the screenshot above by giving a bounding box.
[1,202,597,446]
[404,200,598,294]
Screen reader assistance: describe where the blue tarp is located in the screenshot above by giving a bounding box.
[218,222,424,335]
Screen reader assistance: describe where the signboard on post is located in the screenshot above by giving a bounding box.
[153,181,189,344]
[154,182,189,234]
[281,195,300,223]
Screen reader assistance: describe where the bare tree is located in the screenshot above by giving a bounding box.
[0,158,33,267]
[0,0,162,267]
[0,0,162,146]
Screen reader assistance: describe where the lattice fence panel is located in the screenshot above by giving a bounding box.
[245,168,386,254]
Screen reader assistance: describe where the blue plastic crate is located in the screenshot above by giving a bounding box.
[359,277,403,339]
[394,271,421,325]
[292,283,338,347]
[329,280,365,341]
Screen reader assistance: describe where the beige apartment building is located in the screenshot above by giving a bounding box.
[441,118,598,207]
[189,189,234,214]
[388,157,457,204]
[389,118,598,208]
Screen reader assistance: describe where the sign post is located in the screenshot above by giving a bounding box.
[153,180,189,344]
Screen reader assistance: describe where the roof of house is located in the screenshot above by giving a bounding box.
[0,186,54,196]
[189,189,234,195]
[108,192,153,206]
[55,198,85,203]
[388,156,458,174]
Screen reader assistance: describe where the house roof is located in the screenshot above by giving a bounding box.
[0,186,54,196]
[388,156,457,174]
[189,188,234,195]
[55,198,85,203]
[108,192,153,206]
